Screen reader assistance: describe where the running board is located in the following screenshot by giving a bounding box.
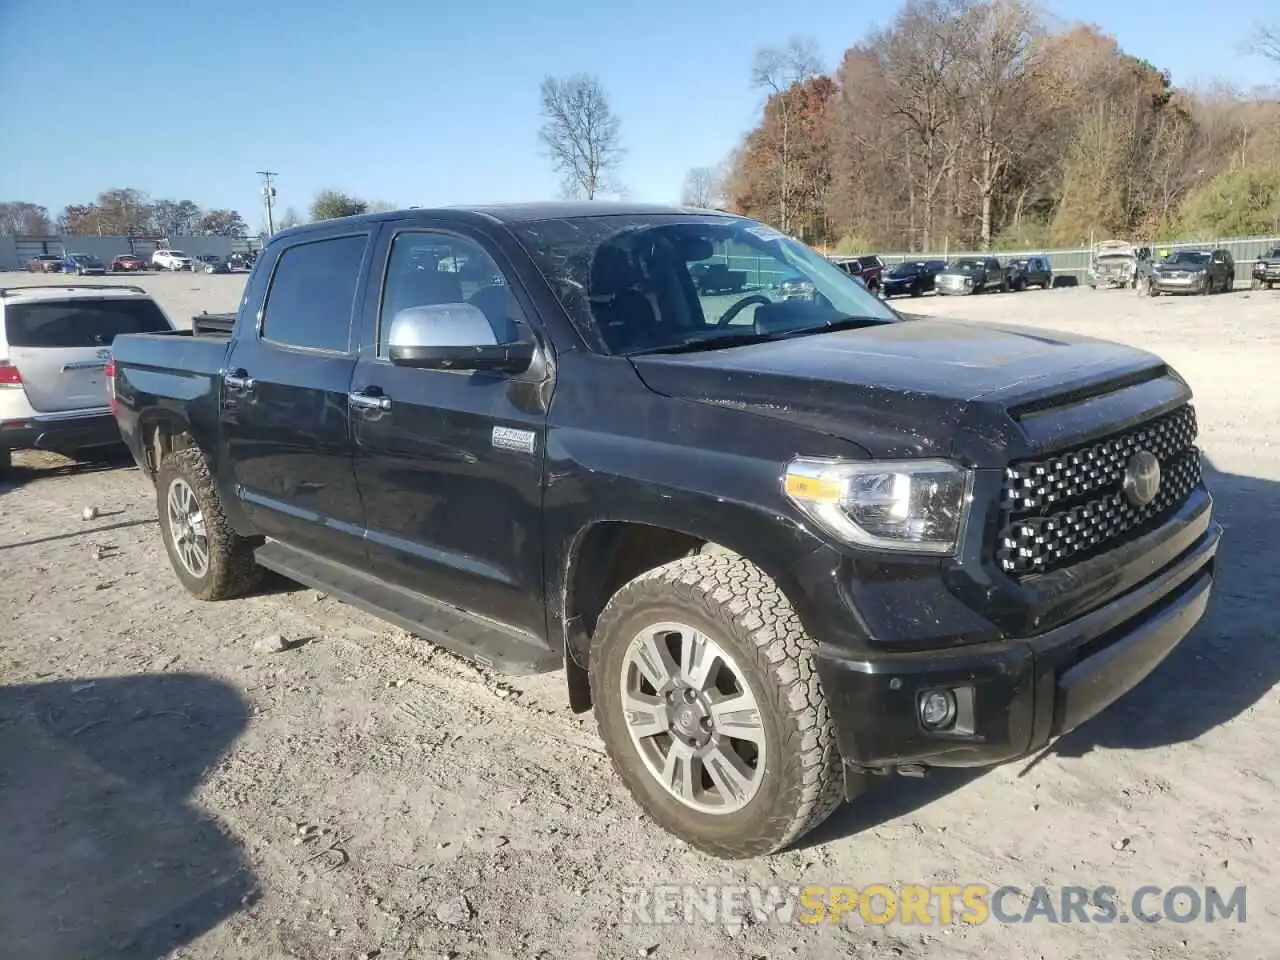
[254,540,561,676]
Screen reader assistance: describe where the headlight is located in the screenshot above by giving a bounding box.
[782,457,973,554]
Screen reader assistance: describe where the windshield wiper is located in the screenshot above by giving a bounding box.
[629,331,784,356]
[776,314,895,338]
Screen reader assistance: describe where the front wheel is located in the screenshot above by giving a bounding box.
[155,447,264,601]
[590,552,843,859]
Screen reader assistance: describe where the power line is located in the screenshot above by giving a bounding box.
[257,170,278,235]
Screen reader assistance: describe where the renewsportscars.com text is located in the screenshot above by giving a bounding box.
[619,883,1247,927]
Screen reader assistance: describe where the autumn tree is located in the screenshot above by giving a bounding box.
[151,199,202,236]
[197,209,249,236]
[744,38,824,234]
[311,190,368,221]
[538,74,624,199]
[0,202,53,235]
[680,166,721,208]
[59,204,102,235]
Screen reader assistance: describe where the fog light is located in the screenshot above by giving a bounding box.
[919,689,957,730]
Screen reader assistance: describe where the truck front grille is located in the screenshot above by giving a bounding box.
[997,405,1200,577]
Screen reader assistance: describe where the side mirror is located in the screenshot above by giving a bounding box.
[386,304,534,373]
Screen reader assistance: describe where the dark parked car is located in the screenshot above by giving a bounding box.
[110,202,1219,860]
[1251,247,1280,290]
[26,255,64,273]
[934,256,1007,295]
[880,259,947,298]
[62,253,107,276]
[1149,249,1234,296]
[1003,254,1053,291]
[829,255,885,294]
[110,254,148,272]
[226,251,257,271]
[195,254,231,275]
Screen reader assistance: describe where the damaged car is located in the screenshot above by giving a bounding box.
[1087,241,1152,290]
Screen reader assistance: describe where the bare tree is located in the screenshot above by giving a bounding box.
[1255,22,1280,65]
[0,201,53,235]
[680,166,721,208]
[538,74,625,200]
[750,37,823,232]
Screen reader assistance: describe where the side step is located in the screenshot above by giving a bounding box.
[254,540,561,676]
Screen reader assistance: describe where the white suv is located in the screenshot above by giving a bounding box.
[0,284,176,474]
[151,249,194,271]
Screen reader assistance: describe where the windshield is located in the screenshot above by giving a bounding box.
[889,263,922,277]
[508,214,896,355]
[948,259,983,272]
[1164,252,1209,265]
[166,250,187,257]
[1265,249,1280,258]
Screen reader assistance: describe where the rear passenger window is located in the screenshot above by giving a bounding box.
[261,235,367,352]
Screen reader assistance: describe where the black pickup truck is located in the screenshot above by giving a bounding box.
[109,202,1221,859]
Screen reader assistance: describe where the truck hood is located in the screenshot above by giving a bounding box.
[629,318,1173,464]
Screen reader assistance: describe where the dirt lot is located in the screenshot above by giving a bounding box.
[1,272,1278,959]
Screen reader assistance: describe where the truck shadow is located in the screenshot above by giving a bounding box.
[805,456,1278,848]
[0,672,257,959]
[1,446,136,492]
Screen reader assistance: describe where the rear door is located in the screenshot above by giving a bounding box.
[219,229,372,568]
[2,295,173,412]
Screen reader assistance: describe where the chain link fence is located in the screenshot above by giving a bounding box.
[875,235,1280,285]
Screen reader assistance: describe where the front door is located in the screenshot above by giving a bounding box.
[220,230,373,568]
[349,224,551,639]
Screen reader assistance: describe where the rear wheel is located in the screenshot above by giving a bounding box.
[590,552,843,859]
[155,447,263,601]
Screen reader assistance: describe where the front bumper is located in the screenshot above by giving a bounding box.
[1154,276,1206,293]
[815,504,1220,795]
[0,406,122,453]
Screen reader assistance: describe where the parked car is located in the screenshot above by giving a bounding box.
[0,283,176,474]
[829,255,885,294]
[1003,254,1053,291]
[689,261,747,295]
[26,255,65,273]
[62,253,107,276]
[227,251,258,271]
[1251,247,1280,290]
[778,274,816,301]
[1148,248,1234,296]
[195,254,231,275]
[1088,241,1152,289]
[109,202,1219,860]
[110,254,148,273]
[151,249,195,271]
[934,256,1007,295]
[880,259,947,298]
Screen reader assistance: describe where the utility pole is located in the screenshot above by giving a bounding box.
[257,170,278,235]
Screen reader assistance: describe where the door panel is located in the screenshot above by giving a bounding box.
[219,232,371,567]
[350,226,551,640]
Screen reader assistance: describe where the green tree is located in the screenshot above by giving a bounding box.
[1174,166,1280,239]
[311,190,368,221]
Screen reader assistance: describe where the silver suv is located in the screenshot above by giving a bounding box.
[0,284,175,474]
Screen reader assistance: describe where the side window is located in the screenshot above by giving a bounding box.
[261,235,366,353]
[379,231,524,356]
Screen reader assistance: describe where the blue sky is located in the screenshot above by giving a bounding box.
[1,0,1275,230]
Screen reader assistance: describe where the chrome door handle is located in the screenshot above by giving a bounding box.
[224,369,255,390]
[349,391,391,412]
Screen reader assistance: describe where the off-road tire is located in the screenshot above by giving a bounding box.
[155,447,263,601]
[590,552,844,859]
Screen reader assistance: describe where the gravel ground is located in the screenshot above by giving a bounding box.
[1,272,1278,960]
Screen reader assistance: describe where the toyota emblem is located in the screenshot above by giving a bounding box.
[1123,450,1161,507]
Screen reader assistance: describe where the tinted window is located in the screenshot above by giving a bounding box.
[261,234,367,352]
[378,231,524,355]
[889,263,920,277]
[4,297,171,347]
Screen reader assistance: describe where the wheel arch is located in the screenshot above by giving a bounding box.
[557,510,820,714]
